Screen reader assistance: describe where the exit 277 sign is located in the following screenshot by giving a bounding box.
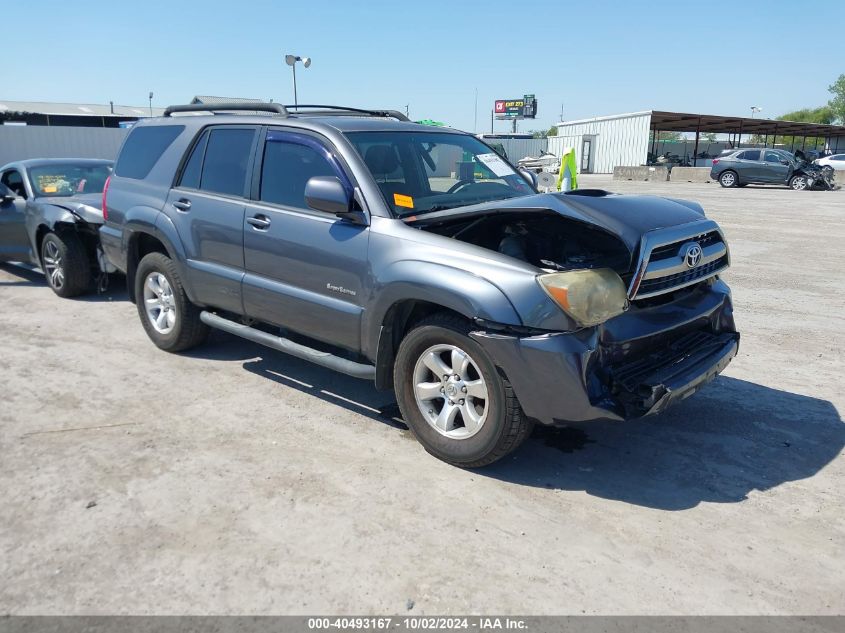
[494,95,536,119]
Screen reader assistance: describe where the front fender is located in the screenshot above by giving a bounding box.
[25,202,79,258]
[363,259,522,359]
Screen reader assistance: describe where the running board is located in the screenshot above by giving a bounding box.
[199,311,376,380]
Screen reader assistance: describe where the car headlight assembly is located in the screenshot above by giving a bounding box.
[537,268,629,327]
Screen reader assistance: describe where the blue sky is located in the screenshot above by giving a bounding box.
[6,0,843,133]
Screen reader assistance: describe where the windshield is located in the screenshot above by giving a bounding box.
[27,163,113,197]
[345,131,534,216]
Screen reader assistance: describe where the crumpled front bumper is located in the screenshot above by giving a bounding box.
[470,279,738,426]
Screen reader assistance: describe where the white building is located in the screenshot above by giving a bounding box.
[549,111,652,175]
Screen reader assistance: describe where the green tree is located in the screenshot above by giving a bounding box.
[548,125,558,137]
[828,74,845,124]
[774,106,834,148]
[649,130,684,142]
[778,106,835,124]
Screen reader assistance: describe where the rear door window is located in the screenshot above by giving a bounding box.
[197,128,256,197]
[738,150,761,161]
[115,125,184,179]
[178,130,210,189]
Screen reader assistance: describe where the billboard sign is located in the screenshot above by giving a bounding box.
[494,95,537,120]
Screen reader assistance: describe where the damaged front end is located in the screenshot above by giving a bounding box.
[409,190,739,425]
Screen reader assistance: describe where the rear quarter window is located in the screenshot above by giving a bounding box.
[115,125,184,179]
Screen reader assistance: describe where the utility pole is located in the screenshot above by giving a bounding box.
[405,104,409,118]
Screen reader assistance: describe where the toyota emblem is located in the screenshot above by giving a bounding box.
[682,243,703,268]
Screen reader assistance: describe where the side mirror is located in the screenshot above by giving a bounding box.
[0,185,17,204]
[518,168,539,190]
[305,176,366,224]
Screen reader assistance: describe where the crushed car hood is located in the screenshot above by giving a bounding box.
[406,191,706,253]
[35,193,104,224]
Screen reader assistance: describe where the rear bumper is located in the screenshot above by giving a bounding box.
[99,224,126,273]
[471,279,738,426]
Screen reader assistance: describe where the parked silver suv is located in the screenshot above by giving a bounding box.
[100,102,739,467]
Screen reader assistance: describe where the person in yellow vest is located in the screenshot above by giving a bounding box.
[556,146,578,192]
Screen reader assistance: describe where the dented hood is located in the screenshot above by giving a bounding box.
[35,193,104,224]
[407,191,706,253]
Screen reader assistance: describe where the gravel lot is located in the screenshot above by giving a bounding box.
[1,175,843,615]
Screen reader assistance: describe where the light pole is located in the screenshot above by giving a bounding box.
[148,91,153,117]
[750,106,762,118]
[285,54,311,106]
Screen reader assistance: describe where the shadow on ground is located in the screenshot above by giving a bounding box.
[193,333,844,511]
[0,263,44,287]
[0,263,128,301]
[486,377,843,509]
[7,261,841,511]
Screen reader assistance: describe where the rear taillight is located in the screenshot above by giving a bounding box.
[712,158,720,165]
[102,175,111,221]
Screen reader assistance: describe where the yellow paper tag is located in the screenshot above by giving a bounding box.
[43,185,57,193]
[393,193,414,209]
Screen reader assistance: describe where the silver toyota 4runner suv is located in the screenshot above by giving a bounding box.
[100,102,739,467]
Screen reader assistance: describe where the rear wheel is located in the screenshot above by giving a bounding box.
[789,175,808,190]
[135,252,208,352]
[40,231,91,298]
[394,313,533,467]
[719,170,738,188]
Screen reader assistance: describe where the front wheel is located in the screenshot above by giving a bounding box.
[394,314,533,467]
[789,175,808,190]
[719,171,738,188]
[41,231,91,298]
[134,252,208,352]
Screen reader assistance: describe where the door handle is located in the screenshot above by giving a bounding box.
[247,214,271,229]
[173,199,192,212]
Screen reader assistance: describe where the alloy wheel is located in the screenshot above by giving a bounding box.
[43,240,64,290]
[720,172,735,187]
[143,272,177,334]
[412,344,489,440]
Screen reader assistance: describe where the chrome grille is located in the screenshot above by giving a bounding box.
[629,221,730,300]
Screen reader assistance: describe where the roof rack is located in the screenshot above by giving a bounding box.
[283,104,410,122]
[163,102,289,117]
[162,102,411,122]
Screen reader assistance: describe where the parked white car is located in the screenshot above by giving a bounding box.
[815,154,845,175]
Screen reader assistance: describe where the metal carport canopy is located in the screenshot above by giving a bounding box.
[650,110,845,138]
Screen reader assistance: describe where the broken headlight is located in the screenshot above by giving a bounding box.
[537,268,629,327]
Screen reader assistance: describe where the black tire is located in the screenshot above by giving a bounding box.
[719,170,738,188]
[134,252,208,352]
[40,230,91,298]
[394,313,533,468]
[789,175,808,191]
